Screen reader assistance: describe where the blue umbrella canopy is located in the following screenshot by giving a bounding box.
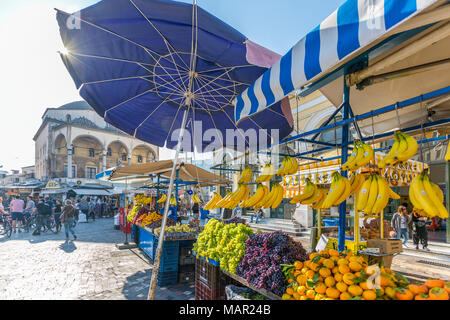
[56,0,293,152]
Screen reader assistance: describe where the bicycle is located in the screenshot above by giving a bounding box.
[32,215,58,234]
[0,214,13,238]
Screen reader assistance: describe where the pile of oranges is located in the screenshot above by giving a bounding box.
[281,249,449,300]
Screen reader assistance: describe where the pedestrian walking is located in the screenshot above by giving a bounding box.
[391,205,411,247]
[412,210,430,251]
[54,199,63,233]
[10,195,25,233]
[60,199,77,241]
[32,197,52,236]
[78,198,90,222]
[88,199,96,221]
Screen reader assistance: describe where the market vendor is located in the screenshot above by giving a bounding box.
[160,205,177,222]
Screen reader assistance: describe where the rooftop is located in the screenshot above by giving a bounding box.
[57,101,93,111]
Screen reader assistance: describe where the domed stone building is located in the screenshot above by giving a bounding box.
[33,101,159,183]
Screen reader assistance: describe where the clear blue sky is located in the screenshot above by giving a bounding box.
[0,0,345,172]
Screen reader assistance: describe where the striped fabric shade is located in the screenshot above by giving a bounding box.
[234,0,438,123]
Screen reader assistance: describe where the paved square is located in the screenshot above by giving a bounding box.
[0,218,195,300]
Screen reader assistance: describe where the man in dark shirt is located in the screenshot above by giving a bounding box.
[32,198,52,236]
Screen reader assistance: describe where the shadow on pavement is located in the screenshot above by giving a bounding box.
[59,240,77,253]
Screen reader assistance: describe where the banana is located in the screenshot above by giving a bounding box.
[354,142,374,169]
[379,133,401,169]
[238,166,253,184]
[422,172,448,219]
[363,175,379,214]
[271,185,284,209]
[157,194,167,204]
[322,173,347,209]
[388,187,401,200]
[396,131,418,163]
[254,185,269,207]
[371,175,390,214]
[445,141,450,162]
[431,182,444,203]
[287,157,298,175]
[215,191,232,208]
[311,188,327,209]
[256,163,274,182]
[301,185,320,205]
[342,142,360,171]
[410,174,439,218]
[333,176,352,206]
[349,174,365,195]
[204,192,221,210]
[277,157,288,176]
[262,185,278,209]
[385,132,407,166]
[356,176,372,211]
[290,178,316,204]
[244,184,266,208]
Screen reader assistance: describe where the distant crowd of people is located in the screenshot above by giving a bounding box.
[0,194,118,241]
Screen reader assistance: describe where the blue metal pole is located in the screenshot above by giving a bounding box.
[339,74,350,253]
[156,175,160,212]
[175,169,179,214]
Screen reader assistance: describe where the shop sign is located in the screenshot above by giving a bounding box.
[45,180,61,189]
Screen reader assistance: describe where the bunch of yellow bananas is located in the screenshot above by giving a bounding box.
[356,174,398,214]
[238,166,253,184]
[321,172,352,209]
[169,195,177,206]
[410,170,448,219]
[378,131,418,169]
[291,180,328,208]
[156,194,167,204]
[349,173,366,195]
[192,193,201,204]
[260,183,284,209]
[134,194,152,205]
[445,141,450,162]
[342,140,374,171]
[255,163,274,182]
[203,192,223,210]
[241,183,269,208]
[290,178,317,204]
[216,184,249,209]
[276,156,298,176]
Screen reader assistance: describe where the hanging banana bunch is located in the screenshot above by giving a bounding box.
[255,163,274,182]
[349,173,366,196]
[378,131,418,169]
[192,193,202,204]
[216,184,249,209]
[238,166,253,184]
[276,156,299,177]
[290,178,316,204]
[203,192,222,210]
[409,169,448,219]
[355,174,391,215]
[169,195,177,206]
[321,172,352,209]
[242,184,269,208]
[341,140,374,171]
[261,183,284,209]
[156,194,167,204]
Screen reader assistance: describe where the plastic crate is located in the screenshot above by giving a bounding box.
[179,246,195,266]
[195,258,220,290]
[159,261,179,273]
[178,270,195,284]
[157,271,178,287]
[195,280,225,300]
[179,239,195,247]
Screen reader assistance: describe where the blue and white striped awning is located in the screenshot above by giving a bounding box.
[234,0,438,123]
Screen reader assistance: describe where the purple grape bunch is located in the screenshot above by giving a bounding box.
[236,231,308,297]
[224,217,248,226]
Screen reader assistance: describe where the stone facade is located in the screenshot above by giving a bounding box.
[33,101,159,181]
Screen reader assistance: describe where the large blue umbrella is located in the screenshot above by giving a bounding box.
[56,0,293,300]
[56,0,293,153]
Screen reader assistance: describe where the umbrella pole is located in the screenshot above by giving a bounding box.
[147,109,189,300]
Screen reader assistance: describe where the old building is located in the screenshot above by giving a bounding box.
[33,101,159,183]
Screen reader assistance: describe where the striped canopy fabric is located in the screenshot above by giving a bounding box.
[234,0,438,123]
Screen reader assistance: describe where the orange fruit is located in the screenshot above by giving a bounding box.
[329,249,340,257]
[340,292,351,300]
[288,278,294,284]
[324,276,336,288]
[301,267,309,274]
[425,279,445,289]
[334,273,343,282]
[322,259,335,269]
[306,290,316,299]
[306,270,315,280]
[294,261,303,270]
[293,292,301,300]
[359,280,370,290]
[348,285,363,297]
[314,283,327,295]
[429,287,449,300]
[309,262,319,272]
[326,287,340,299]
[336,282,348,293]
[330,256,339,262]
[293,270,301,277]
[319,268,332,278]
[348,256,359,263]
[297,286,306,295]
[309,253,319,260]
[281,294,292,300]
[332,266,339,274]
[286,287,294,295]
[343,273,356,286]
[338,264,351,274]
[349,262,362,272]
[362,290,377,300]
[395,288,414,300]
[337,258,349,266]
[296,275,307,286]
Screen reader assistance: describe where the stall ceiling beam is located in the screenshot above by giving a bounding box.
[269,86,450,150]
[347,21,450,87]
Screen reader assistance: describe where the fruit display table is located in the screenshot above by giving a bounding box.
[221,270,282,300]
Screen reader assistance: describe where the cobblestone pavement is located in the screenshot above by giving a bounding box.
[0,218,195,300]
